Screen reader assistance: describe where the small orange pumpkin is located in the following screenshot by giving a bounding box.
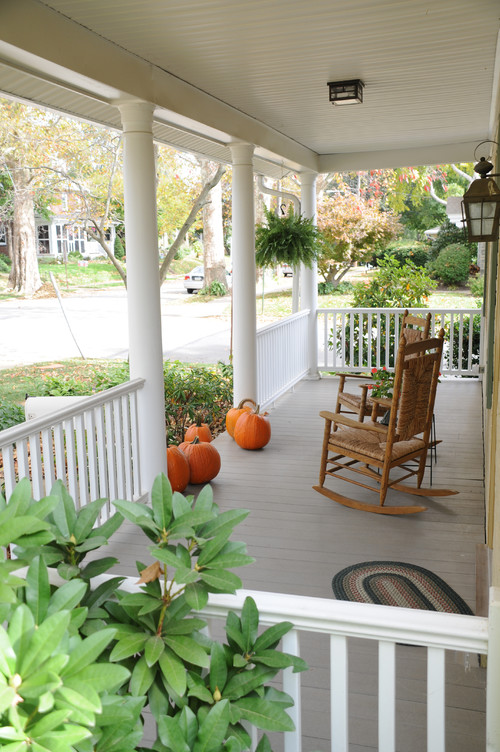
[178,436,221,484]
[166,445,190,492]
[184,414,213,443]
[225,398,257,438]
[234,405,271,450]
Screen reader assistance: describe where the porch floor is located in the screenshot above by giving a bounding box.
[108,376,487,752]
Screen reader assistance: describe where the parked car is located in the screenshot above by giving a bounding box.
[281,263,293,277]
[183,265,232,294]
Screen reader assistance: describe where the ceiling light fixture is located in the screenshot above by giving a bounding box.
[462,142,500,243]
[327,79,364,105]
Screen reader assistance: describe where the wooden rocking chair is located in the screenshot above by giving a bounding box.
[314,329,456,515]
[334,310,432,422]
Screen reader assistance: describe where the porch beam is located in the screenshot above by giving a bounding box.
[119,99,167,494]
[230,142,257,406]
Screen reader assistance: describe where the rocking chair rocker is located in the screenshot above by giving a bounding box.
[314,329,456,515]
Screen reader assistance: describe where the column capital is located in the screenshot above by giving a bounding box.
[117,99,155,133]
[230,142,255,166]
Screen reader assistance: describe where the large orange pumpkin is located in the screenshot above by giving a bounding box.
[225,398,257,438]
[166,445,190,492]
[178,436,221,484]
[234,406,271,450]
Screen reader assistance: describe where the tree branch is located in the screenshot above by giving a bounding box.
[159,164,226,285]
[451,163,473,185]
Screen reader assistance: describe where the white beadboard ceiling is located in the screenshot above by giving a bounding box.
[0,0,499,175]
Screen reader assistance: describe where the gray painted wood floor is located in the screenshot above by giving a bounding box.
[104,376,487,752]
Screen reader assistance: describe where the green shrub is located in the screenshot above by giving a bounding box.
[429,219,474,261]
[351,255,435,308]
[114,234,125,259]
[318,280,353,295]
[469,275,485,298]
[1,475,305,752]
[372,241,430,268]
[0,398,25,430]
[428,243,473,286]
[0,255,11,273]
[199,280,228,297]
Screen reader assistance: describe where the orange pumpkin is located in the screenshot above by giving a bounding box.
[166,445,190,492]
[178,436,221,484]
[184,414,213,443]
[233,406,271,450]
[225,398,257,438]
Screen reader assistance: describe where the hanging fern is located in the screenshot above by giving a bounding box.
[255,205,319,269]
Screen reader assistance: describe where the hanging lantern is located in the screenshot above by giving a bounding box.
[462,157,500,242]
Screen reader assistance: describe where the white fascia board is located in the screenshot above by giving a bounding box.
[0,0,318,172]
[318,142,481,173]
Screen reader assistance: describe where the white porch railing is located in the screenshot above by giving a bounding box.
[317,307,482,377]
[0,378,145,517]
[257,309,310,407]
[107,575,492,752]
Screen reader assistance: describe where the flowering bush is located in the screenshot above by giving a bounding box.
[368,367,394,399]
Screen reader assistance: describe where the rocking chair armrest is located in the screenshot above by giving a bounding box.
[336,372,372,380]
[319,410,388,435]
[369,396,393,409]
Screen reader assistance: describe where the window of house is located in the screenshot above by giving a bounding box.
[0,226,6,246]
[37,225,50,254]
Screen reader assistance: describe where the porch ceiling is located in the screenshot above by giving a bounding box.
[0,0,499,175]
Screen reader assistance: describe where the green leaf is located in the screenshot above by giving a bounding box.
[253,650,306,670]
[145,635,165,667]
[50,481,77,538]
[28,495,60,521]
[205,552,255,570]
[150,546,187,569]
[172,491,192,519]
[110,633,148,662]
[164,635,209,668]
[56,683,101,713]
[232,697,295,732]
[74,498,107,541]
[200,510,249,539]
[151,473,173,530]
[20,610,71,676]
[112,499,157,534]
[84,576,124,609]
[253,622,293,652]
[79,557,119,580]
[158,646,187,697]
[165,617,207,635]
[88,511,124,540]
[223,666,276,700]
[208,642,227,695]
[186,671,214,704]
[197,530,231,567]
[56,563,80,581]
[157,714,191,752]
[74,536,107,553]
[5,478,33,515]
[68,663,130,693]
[193,485,215,514]
[194,699,230,752]
[61,628,117,676]
[225,612,245,652]
[0,685,16,714]
[255,734,273,752]
[46,579,87,618]
[240,597,259,652]
[200,569,241,593]
[36,726,92,750]
[0,517,50,548]
[130,654,156,696]
[7,605,33,670]
[184,582,209,610]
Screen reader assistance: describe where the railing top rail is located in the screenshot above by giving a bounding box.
[316,307,480,315]
[95,573,487,654]
[0,377,145,444]
[257,308,310,336]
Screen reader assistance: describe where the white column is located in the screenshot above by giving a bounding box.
[230,143,257,406]
[119,100,167,494]
[300,171,319,379]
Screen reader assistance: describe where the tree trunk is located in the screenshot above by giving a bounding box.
[200,160,226,289]
[9,168,42,295]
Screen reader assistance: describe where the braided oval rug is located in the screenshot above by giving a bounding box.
[332,561,473,614]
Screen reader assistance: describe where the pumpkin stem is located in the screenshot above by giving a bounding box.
[194,412,205,426]
[191,436,200,444]
[237,398,257,409]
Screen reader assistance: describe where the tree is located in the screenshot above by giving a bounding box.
[199,159,227,289]
[0,99,60,295]
[316,193,400,286]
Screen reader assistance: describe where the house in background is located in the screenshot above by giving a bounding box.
[35,214,114,259]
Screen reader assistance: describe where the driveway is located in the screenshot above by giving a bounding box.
[0,285,232,368]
